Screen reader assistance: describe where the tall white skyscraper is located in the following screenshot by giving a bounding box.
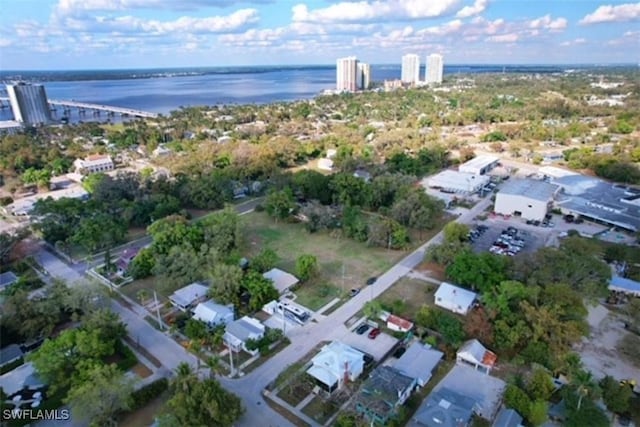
[426,54,444,84]
[336,56,359,92]
[401,54,420,85]
[6,82,52,126]
[357,63,371,90]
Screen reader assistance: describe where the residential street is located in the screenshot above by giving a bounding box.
[31,196,492,427]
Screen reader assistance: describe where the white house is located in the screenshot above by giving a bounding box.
[307,341,365,392]
[73,154,114,175]
[223,316,265,355]
[387,314,414,333]
[392,342,443,387]
[168,282,209,312]
[434,282,477,315]
[456,339,497,373]
[317,158,334,171]
[192,300,234,327]
[459,155,499,175]
[494,179,558,221]
[263,268,299,294]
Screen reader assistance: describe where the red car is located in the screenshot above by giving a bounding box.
[368,328,381,339]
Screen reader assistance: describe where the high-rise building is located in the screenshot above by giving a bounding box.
[401,54,420,85]
[336,56,359,92]
[6,82,52,126]
[426,54,444,84]
[357,63,371,90]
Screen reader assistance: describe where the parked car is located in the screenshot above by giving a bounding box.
[368,328,381,339]
[366,277,377,286]
[356,324,370,335]
[393,347,406,358]
[349,288,360,297]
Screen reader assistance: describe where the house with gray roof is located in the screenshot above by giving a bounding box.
[168,282,209,312]
[391,342,443,387]
[223,316,265,355]
[410,387,478,427]
[0,344,24,369]
[192,300,234,327]
[492,407,523,427]
[355,366,416,425]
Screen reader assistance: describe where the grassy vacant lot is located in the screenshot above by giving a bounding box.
[243,211,405,306]
[377,277,438,321]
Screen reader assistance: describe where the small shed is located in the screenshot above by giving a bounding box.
[456,339,497,373]
[0,271,19,291]
[387,314,414,333]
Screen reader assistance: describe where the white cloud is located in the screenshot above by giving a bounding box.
[580,2,640,24]
[54,0,271,16]
[487,33,518,43]
[417,19,463,36]
[456,0,488,18]
[560,38,586,47]
[291,0,460,23]
[0,38,13,47]
[60,9,259,34]
[528,14,567,31]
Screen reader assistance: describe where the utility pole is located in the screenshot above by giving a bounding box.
[228,344,235,377]
[342,263,346,293]
[281,303,287,336]
[154,290,163,331]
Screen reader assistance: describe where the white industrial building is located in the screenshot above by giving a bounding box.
[6,82,52,126]
[494,179,558,221]
[425,170,489,194]
[73,154,115,175]
[459,155,499,175]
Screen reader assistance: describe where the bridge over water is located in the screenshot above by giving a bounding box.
[0,97,159,119]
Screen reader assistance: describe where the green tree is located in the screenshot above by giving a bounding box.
[295,254,319,282]
[443,221,469,244]
[81,173,107,194]
[128,247,156,279]
[527,400,549,427]
[242,271,279,311]
[600,375,632,414]
[148,215,203,255]
[66,363,134,427]
[527,369,555,401]
[163,363,244,427]
[264,189,295,221]
[363,301,383,319]
[251,248,278,273]
[504,384,531,417]
[446,250,508,293]
[70,213,127,253]
[208,263,243,305]
[184,319,209,341]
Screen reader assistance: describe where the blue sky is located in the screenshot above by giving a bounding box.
[0,0,639,69]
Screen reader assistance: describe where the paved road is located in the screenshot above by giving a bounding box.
[32,197,491,427]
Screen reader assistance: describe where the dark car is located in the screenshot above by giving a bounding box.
[366,277,377,286]
[393,347,406,358]
[368,328,381,339]
[349,288,360,297]
[355,324,370,335]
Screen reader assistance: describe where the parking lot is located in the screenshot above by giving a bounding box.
[335,321,398,361]
[470,223,544,256]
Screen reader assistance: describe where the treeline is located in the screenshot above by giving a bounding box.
[563,146,640,184]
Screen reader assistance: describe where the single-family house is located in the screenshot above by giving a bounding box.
[409,387,478,427]
[387,314,414,333]
[263,268,299,294]
[434,282,477,315]
[192,300,234,327]
[492,407,524,427]
[355,366,417,425]
[116,247,141,275]
[223,316,265,355]
[0,362,45,397]
[0,344,24,369]
[73,154,114,175]
[456,339,497,373]
[392,342,444,387]
[168,282,209,312]
[0,271,19,291]
[307,341,365,392]
[609,275,640,297]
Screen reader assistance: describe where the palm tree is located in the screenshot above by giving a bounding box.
[206,356,221,379]
[574,369,597,410]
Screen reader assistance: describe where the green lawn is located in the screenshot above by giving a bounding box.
[294,282,342,311]
[244,211,405,294]
[376,277,438,321]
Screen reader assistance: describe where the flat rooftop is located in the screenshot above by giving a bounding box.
[460,155,499,170]
[553,175,640,232]
[498,179,558,201]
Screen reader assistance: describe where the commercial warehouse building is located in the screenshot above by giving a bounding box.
[494,179,558,221]
[459,155,499,175]
[425,170,490,195]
